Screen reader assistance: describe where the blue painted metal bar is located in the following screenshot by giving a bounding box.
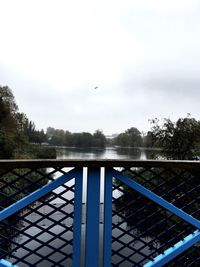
[111,169,200,229]
[85,168,101,267]
[103,168,113,267]
[72,168,83,267]
[0,259,18,267]
[0,168,79,221]
[144,230,200,267]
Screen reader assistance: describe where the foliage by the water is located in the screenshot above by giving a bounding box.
[46,127,106,148]
[149,116,200,160]
[0,85,55,159]
[14,144,56,159]
[46,126,144,148]
[111,127,143,147]
[46,116,200,159]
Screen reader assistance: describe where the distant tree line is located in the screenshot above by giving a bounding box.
[111,127,143,147]
[33,117,200,161]
[46,127,106,148]
[45,127,145,148]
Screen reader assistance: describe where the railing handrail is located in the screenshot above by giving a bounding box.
[0,159,200,169]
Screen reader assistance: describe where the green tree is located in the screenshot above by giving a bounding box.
[0,86,20,158]
[0,85,50,158]
[64,130,73,146]
[150,116,200,160]
[0,86,18,114]
[143,131,154,148]
[93,130,106,147]
[114,127,142,147]
[46,127,106,148]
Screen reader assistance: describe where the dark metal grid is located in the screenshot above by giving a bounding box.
[122,167,200,219]
[111,166,199,266]
[0,167,57,209]
[0,167,75,267]
[0,161,199,267]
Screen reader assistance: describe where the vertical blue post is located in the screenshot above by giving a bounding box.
[72,168,83,267]
[103,168,113,267]
[85,168,101,267]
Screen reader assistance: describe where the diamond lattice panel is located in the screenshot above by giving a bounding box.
[0,167,75,267]
[111,166,199,266]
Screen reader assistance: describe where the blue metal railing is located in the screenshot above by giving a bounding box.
[0,160,199,266]
[0,259,18,267]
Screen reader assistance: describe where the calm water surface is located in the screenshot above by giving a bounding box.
[56,146,158,160]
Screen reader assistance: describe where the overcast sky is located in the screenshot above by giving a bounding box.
[1,0,200,135]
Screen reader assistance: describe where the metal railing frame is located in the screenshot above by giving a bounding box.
[0,160,199,267]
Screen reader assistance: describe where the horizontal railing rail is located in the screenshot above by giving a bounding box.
[1,159,200,168]
[0,160,199,266]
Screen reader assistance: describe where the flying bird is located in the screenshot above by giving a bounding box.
[94,86,98,89]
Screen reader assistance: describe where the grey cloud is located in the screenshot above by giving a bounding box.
[146,77,200,93]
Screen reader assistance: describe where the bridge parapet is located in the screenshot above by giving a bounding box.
[0,160,199,266]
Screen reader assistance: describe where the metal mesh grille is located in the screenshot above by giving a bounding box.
[112,166,200,266]
[0,167,75,267]
[0,161,199,267]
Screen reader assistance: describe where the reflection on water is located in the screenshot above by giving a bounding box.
[56,146,160,160]
[56,147,105,159]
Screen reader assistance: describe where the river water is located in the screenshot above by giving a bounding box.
[10,147,159,266]
[55,146,158,160]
